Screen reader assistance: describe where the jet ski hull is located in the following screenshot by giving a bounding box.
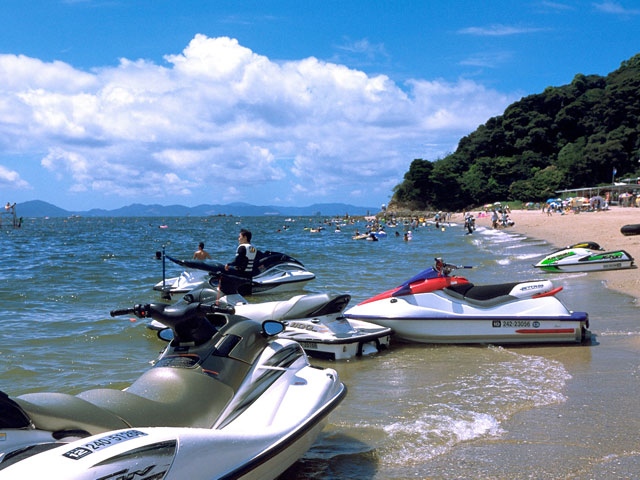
[280,317,393,360]
[345,294,589,344]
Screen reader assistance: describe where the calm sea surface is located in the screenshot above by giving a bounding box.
[2,215,639,479]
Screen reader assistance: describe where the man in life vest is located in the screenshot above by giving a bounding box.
[225,229,257,277]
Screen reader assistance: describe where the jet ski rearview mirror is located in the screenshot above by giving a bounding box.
[158,328,173,342]
[262,320,285,337]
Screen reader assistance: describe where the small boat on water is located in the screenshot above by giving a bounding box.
[533,241,635,273]
[154,250,316,296]
[344,259,590,345]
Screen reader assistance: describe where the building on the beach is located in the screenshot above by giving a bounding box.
[556,178,640,206]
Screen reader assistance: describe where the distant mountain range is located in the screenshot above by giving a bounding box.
[14,200,378,218]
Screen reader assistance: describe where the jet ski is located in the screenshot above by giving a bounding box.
[0,291,346,479]
[344,258,590,345]
[150,276,393,361]
[533,241,635,273]
[154,249,316,296]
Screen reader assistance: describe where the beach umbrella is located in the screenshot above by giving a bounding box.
[546,198,561,204]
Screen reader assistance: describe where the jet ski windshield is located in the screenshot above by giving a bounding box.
[402,267,442,286]
[392,268,442,296]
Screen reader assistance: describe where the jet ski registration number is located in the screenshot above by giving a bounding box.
[63,430,147,460]
[492,320,531,328]
[299,341,318,349]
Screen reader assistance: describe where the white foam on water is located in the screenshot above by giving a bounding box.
[366,346,572,466]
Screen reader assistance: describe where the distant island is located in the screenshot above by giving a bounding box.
[14,200,378,218]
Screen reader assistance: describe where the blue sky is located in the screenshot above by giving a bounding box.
[1,0,639,211]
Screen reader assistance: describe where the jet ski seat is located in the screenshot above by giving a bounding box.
[16,367,234,436]
[77,367,234,430]
[15,392,130,435]
[444,282,522,307]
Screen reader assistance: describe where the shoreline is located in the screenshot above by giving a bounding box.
[471,206,640,304]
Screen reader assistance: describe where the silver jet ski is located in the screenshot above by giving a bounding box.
[0,292,346,479]
[150,276,393,361]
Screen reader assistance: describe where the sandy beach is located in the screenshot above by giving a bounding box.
[472,206,640,303]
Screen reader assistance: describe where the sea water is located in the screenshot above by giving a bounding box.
[1,215,639,479]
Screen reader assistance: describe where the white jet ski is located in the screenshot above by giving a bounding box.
[154,249,315,296]
[0,291,346,479]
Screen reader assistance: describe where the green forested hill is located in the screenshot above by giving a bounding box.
[391,54,640,211]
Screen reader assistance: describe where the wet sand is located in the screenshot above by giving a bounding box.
[474,206,640,304]
[425,207,640,479]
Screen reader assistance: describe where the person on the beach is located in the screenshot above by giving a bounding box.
[193,242,211,260]
[225,229,256,276]
[491,210,499,229]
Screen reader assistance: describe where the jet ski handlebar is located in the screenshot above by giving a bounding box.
[111,301,237,345]
[110,301,235,320]
[445,263,473,270]
[434,257,474,275]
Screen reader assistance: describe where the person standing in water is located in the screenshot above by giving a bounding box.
[193,242,211,260]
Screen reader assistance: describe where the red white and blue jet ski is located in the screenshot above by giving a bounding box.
[344,258,590,345]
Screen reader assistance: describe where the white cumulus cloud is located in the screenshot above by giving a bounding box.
[0,34,516,206]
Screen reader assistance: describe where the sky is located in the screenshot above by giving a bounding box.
[1,1,639,211]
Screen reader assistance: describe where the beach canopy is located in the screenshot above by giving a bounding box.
[546,197,562,204]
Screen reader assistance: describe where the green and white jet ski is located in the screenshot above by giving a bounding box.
[534,241,635,273]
